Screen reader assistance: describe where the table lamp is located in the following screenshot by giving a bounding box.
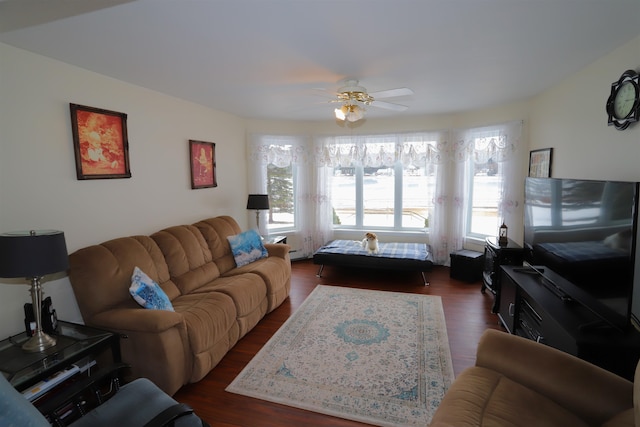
[0,230,69,352]
[246,194,269,235]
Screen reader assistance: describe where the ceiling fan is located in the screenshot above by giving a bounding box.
[326,79,414,122]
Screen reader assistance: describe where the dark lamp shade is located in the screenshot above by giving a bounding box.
[246,194,270,210]
[0,230,69,278]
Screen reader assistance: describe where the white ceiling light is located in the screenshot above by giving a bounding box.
[335,104,365,122]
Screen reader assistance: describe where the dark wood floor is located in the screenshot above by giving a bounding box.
[173,259,501,426]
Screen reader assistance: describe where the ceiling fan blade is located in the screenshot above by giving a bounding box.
[369,87,414,99]
[371,100,409,111]
[311,87,339,98]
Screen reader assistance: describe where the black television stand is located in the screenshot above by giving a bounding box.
[578,318,624,335]
[499,265,640,380]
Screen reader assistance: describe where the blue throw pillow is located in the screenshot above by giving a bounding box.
[129,267,174,311]
[227,229,269,267]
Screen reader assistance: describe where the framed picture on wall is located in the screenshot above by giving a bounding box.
[70,103,132,180]
[528,148,553,178]
[189,140,217,189]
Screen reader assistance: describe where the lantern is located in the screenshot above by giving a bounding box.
[499,222,508,246]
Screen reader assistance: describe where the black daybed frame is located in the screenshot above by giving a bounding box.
[313,240,434,286]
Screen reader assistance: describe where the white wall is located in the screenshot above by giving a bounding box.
[529,35,640,181]
[0,43,248,338]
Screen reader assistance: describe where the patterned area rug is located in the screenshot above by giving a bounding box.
[226,285,454,426]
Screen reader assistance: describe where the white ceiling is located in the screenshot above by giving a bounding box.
[1,0,639,122]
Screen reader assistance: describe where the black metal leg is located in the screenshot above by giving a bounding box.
[421,272,429,286]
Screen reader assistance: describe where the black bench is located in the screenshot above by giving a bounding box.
[313,239,434,286]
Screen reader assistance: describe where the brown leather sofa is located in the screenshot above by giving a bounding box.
[68,216,291,396]
[430,329,637,427]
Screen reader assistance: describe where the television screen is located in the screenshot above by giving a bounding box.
[524,178,639,330]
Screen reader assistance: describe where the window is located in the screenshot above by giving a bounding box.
[247,136,302,234]
[265,147,296,232]
[466,128,511,238]
[328,136,437,231]
[250,123,520,265]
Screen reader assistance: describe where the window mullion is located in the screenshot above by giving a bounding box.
[356,163,363,228]
[394,161,403,229]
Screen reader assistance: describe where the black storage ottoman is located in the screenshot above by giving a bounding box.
[450,249,484,282]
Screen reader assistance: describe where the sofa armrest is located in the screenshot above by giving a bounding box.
[89,308,183,333]
[264,243,291,259]
[476,329,633,424]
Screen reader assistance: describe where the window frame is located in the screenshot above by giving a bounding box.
[464,127,506,240]
[265,150,297,234]
[330,138,434,232]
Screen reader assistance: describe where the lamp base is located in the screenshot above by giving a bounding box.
[22,276,57,352]
[22,330,56,352]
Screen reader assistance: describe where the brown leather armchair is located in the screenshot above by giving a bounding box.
[430,329,637,427]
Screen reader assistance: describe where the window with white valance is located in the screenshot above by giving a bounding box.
[248,121,524,263]
[315,132,447,231]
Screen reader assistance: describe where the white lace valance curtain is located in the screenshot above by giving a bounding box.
[314,131,448,168]
[452,121,521,164]
[248,134,309,169]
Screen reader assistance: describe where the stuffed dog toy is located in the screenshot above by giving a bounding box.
[362,232,379,254]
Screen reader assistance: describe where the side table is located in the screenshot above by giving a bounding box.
[0,320,120,394]
[264,235,287,244]
[481,237,524,313]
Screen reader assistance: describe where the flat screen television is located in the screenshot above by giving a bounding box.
[523,177,639,331]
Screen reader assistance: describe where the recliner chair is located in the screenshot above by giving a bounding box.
[0,365,209,427]
[429,329,637,427]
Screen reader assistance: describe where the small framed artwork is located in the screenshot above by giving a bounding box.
[70,103,131,180]
[528,148,553,178]
[189,140,217,189]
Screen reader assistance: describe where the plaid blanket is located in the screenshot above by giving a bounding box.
[314,239,431,261]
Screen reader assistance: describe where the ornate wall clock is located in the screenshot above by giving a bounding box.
[606,69,640,130]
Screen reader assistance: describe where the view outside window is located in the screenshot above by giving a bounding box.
[330,139,435,230]
[468,135,503,237]
[266,162,294,231]
[363,165,395,227]
[331,166,356,226]
[403,162,434,228]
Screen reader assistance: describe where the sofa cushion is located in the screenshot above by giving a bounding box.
[129,267,174,311]
[224,255,290,312]
[172,291,240,383]
[193,273,268,337]
[227,229,268,267]
[193,216,242,274]
[151,225,221,294]
[430,366,590,427]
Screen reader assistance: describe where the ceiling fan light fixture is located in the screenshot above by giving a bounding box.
[347,104,364,122]
[335,103,364,122]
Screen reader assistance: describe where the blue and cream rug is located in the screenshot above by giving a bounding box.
[226,285,454,426]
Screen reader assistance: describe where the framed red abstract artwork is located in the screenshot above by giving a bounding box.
[70,103,131,180]
[189,140,217,189]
